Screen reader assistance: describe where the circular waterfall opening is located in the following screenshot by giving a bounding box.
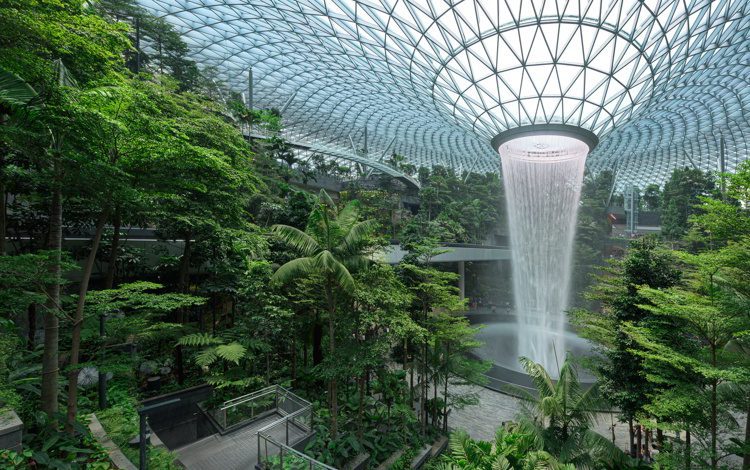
[485,126,596,384]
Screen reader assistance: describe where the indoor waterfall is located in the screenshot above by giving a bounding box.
[498,134,589,376]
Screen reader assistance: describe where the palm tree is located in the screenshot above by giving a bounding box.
[270,189,376,436]
[512,356,630,469]
[0,66,39,256]
[436,425,574,469]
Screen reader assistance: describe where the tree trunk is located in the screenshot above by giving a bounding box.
[636,424,642,459]
[685,427,691,470]
[656,428,664,450]
[312,319,323,366]
[41,155,62,417]
[175,344,184,385]
[177,232,192,328]
[303,333,308,368]
[291,336,297,385]
[628,418,636,457]
[27,303,36,350]
[103,211,120,289]
[403,337,408,372]
[357,373,365,439]
[443,343,449,433]
[178,232,192,293]
[325,282,338,437]
[421,338,427,436]
[265,353,270,384]
[0,168,6,255]
[711,379,718,469]
[744,399,750,470]
[65,210,108,433]
[410,355,414,406]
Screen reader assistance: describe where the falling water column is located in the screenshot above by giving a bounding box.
[494,130,592,375]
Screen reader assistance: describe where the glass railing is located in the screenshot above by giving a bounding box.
[257,433,335,470]
[208,385,310,434]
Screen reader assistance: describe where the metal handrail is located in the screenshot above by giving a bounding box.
[276,385,312,407]
[256,405,312,436]
[220,385,277,409]
[257,434,336,470]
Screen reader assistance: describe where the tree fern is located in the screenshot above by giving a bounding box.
[178,333,223,347]
[215,343,246,365]
[195,348,218,368]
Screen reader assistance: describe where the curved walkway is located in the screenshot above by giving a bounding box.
[449,385,630,449]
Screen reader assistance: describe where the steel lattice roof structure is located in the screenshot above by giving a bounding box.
[138,0,750,188]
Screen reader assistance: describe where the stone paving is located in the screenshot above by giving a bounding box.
[448,384,631,450]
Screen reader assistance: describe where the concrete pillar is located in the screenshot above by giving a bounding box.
[458,261,465,301]
[0,410,22,452]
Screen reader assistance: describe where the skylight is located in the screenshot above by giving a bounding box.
[138,0,750,188]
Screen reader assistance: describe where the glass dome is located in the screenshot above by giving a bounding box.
[137,0,750,187]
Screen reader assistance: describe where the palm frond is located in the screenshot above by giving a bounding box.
[449,430,472,461]
[581,429,628,468]
[519,356,556,399]
[271,257,316,285]
[270,224,320,256]
[340,219,377,254]
[339,255,371,273]
[336,200,360,229]
[318,189,336,211]
[314,250,355,291]
[490,454,512,470]
[0,67,37,107]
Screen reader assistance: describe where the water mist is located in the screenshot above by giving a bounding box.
[497,133,590,376]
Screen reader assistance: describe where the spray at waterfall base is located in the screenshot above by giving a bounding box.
[471,126,598,383]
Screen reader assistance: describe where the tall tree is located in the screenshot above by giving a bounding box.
[629,250,747,469]
[573,237,680,456]
[513,356,629,468]
[271,190,376,436]
[0,0,129,418]
[661,167,715,240]
[642,184,661,211]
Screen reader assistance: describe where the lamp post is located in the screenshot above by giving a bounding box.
[98,313,107,409]
[137,398,180,470]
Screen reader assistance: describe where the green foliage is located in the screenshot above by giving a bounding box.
[661,167,715,239]
[0,251,76,318]
[97,384,180,469]
[401,166,503,244]
[0,66,38,111]
[5,413,111,469]
[573,237,680,425]
[0,318,22,411]
[0,0,130,86]
[178,333,254,391]
[511,356,629,469]
[572,171,614,307]
[626,248,750,468]
[271,191,377,292]
[433,426,574,470]
[642,184,661,211]
[690,160,750,247]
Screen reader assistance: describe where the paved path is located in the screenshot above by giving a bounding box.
[174,413,308,470]
[448,384,630,450]
[450,384,747,467]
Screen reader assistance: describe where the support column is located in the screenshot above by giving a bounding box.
[247,67,253,111]
[457,261,465,301]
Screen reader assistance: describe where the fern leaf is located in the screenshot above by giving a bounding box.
[178,333,222,347]
[215,343,246,364]
[195,348,218,367]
